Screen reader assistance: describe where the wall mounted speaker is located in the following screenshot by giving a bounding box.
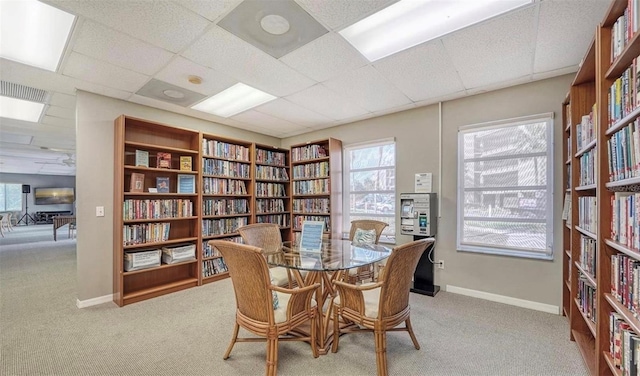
[22,184,31,194]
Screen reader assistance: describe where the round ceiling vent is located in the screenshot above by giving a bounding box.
[260,14,290,35]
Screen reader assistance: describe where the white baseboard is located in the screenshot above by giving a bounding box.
[76,294,113,309]
[445,285,559,315]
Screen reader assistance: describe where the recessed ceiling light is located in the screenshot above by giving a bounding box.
[260,14,290,35]
[163,89,185,99]
[340,0,532,62]
[188,75,203,85]
[0,0,76,72]
[191,83,276,118]
[0,96,45,122]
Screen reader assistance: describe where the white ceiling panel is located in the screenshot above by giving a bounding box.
[255,98,332,127]
[534,1,609,74]
[231,110,311,135]
[285,84,370,120]
[154,56,237,96]
[280,32,368,82]
[323,65,411,112]
[176,0,243,22]
[442,5,537,90]
[45,105,75,120]
[49,0,210,53]
[73,20,174,76]
[0,133,32,145]
[63,52,149,93]
[41,115,74,128]
[72,79,132,101]
[296,0,397,30]
[182,26,316,97]
[49,92,76,109]
[374,40,465,102]
[1,58,77,95]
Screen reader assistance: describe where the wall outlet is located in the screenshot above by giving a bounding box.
[437,260,445,269]
[96,206,105,217]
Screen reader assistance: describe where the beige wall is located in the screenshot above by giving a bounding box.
[77,73,573,308]
[282,74,574,308]
[75,91,279,301]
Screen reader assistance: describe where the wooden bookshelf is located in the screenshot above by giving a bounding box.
[113,115,201,306]
[290,138,342,239]
[566,1,640,374]
[562,94,572,319]
[200,134,253,284]
[253,143,292,240]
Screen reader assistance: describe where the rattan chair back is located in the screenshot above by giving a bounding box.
[348,219,388,243]
[238,223,283,253]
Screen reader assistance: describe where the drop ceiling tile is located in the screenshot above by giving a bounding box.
[255,99,332,127]
[1,58,77,95]
[63,52,149,93]
[285,84,369,120]
[534,1,609,74]
[73,20,174,76]
[374,40,465,102]
[154,57,237,96]
[49,92,76,109]
[41,115,73,128]
[50,0,210,52]
[0,132,32,145]
[177,0,243,22]
[323,66,411,112]
[72,79,132,101]
[46,105,75,120]
[280,32,368,82]
[231,110,310,135]
[441,6,537,90]
[182,26,316,97]
[296,0,397,30]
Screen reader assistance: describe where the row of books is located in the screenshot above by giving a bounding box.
[292,198,330,214]
[608,120,640,181]
[202,158,250,178]
[255,214,290,227]
[293,179,329,195]
[255,166,289,181]
[255,198,285,213]
[577,274,597,325]
[255,149,286,166]
[202,217,248,236]
[123,223,170,246]
[612,253,640,316]
[611,192,640,251]
[202,139,250,161]
[255,182,286,197]
[134,150,193,171]
[578,149,597,186]
[202,198,249,216]
[580,235,597,278]
[608,60,640,128]
[611,1,640,62]
[609,312,640,375]
[292,162,330,179]
[291,144,327,162]
[293,215,330,232]
[130,174,195,194]
[123,199,193,220]
[578,196,598,234]
[202,258,228,278]
[202,237,242,258]
[202,178,247,195]
[576,110,596,151]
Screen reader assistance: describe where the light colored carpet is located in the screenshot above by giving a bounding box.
[0,230,587,376]
[0,224,73,246]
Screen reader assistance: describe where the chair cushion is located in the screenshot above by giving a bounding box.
[269,272,280,310]
[353,228,376,244]
[269,266,290,287]
[334,282,381,318]
[273,292,317,323]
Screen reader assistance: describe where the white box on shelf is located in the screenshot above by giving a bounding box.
[124,249,161,271]
[162,244,196,264]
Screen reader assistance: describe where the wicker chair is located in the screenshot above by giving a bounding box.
[238,223,295,288]
[346,219,388,284]
[209,240,320,376]
[331,238,435,376]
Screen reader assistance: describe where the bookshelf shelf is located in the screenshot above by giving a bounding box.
[122,259,198,276]
[575,298,597,338]
[122,277,199,305]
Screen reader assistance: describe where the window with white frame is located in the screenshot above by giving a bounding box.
[0,183,23,211]
[457,114,554,260]
[343,139,396,243]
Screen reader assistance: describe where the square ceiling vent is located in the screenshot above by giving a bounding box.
[218,0,328,59]
[135,79,206,107]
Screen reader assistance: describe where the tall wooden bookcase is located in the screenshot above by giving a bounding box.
[562,93,572,320]
[565,1,640,374]
[113,115,201,306]
[200,134,253,285]
[253,143,292,241]
[290,138,342,239]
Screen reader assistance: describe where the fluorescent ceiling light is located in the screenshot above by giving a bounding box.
[340,0,532,62]
[0,96,45,122]
[0,0,76,71]
[191,83,276,117]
